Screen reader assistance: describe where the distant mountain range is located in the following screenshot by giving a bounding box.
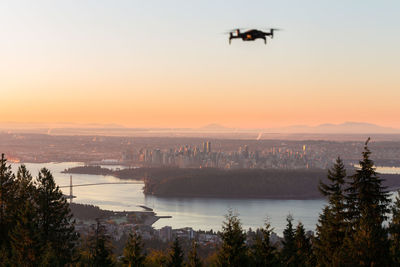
[200,122,400,134]
[1,121,399,135]
[267,122,400,134]
[199,123,235,131]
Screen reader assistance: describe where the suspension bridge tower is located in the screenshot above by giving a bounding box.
[65,175,76,203]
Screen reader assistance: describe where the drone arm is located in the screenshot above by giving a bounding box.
[229,35,240,44]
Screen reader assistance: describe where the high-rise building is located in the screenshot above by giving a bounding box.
[206,141,211,153]
[152,149,162,165]
[159,226,172,242]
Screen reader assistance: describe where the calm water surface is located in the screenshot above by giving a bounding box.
[10,163,400,235]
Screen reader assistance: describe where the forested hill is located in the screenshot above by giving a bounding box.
[143,168,328,199]
[64,166,400,199]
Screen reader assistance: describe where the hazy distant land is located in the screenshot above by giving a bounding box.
[2,121,400,139]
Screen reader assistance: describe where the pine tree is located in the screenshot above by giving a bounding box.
[167,237,184,267]
[144,249,168,267]
[294,222,313,267]
[14,165,35,201]
[39,241,60,267]
[36,167,78,265]
[122,230,146,267]
[187,240,202,267]
[314,157,347,266]
[9,199,41,266]
[250,220,279,267]
[0,153,15,255]
[343,138,391,266]
[280,215,296,266]
[389,191,400,265]
[314,206,333,266]
[0,246,11,267]
[216,210,248,267]
[87,219,115,267]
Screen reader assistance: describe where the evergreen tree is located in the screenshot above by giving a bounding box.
[14,165,35,203]
[216,210,248,267]
[294,222,313,267]
[144,250,168,267]
[314,157,347,266]
[280,215,296,266]
[167,237,184,267]
[0,246,11,267]
[390,191,400,265]
[40,242,60,267]
[250,220,279,267]
[87,219,115,267]
[343,138,391,266]
[0,153,15,255]
[187,240,202,267]
[314,206,333,266]
[4,164,40,266]
[9,199,41,266]
[122,230,146,267]
[36,168,78,265]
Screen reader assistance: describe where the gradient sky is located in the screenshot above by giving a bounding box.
[1,0,399,128]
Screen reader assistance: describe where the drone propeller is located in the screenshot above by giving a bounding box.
[267,28,282,39]
[223,28,246,34]
[229,28,246,31]
[258,27,283,33]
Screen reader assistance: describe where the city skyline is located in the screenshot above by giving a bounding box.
[1,1,399,128]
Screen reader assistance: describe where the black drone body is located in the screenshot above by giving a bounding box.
[228,28,279,45]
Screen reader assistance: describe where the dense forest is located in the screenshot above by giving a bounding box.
[3,139,400,266]
[63,166,116,176]
[69,203,116,221]
[64,165,400,199]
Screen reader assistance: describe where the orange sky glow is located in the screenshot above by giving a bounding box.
[1,1,399,129]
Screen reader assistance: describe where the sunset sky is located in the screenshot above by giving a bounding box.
[1,0,399,128]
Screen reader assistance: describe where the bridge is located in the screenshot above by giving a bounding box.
[60,175,142,203]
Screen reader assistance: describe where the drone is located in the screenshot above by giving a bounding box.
[227,28,280,45]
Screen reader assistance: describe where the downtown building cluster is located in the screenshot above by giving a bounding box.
[122,141,333,169]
